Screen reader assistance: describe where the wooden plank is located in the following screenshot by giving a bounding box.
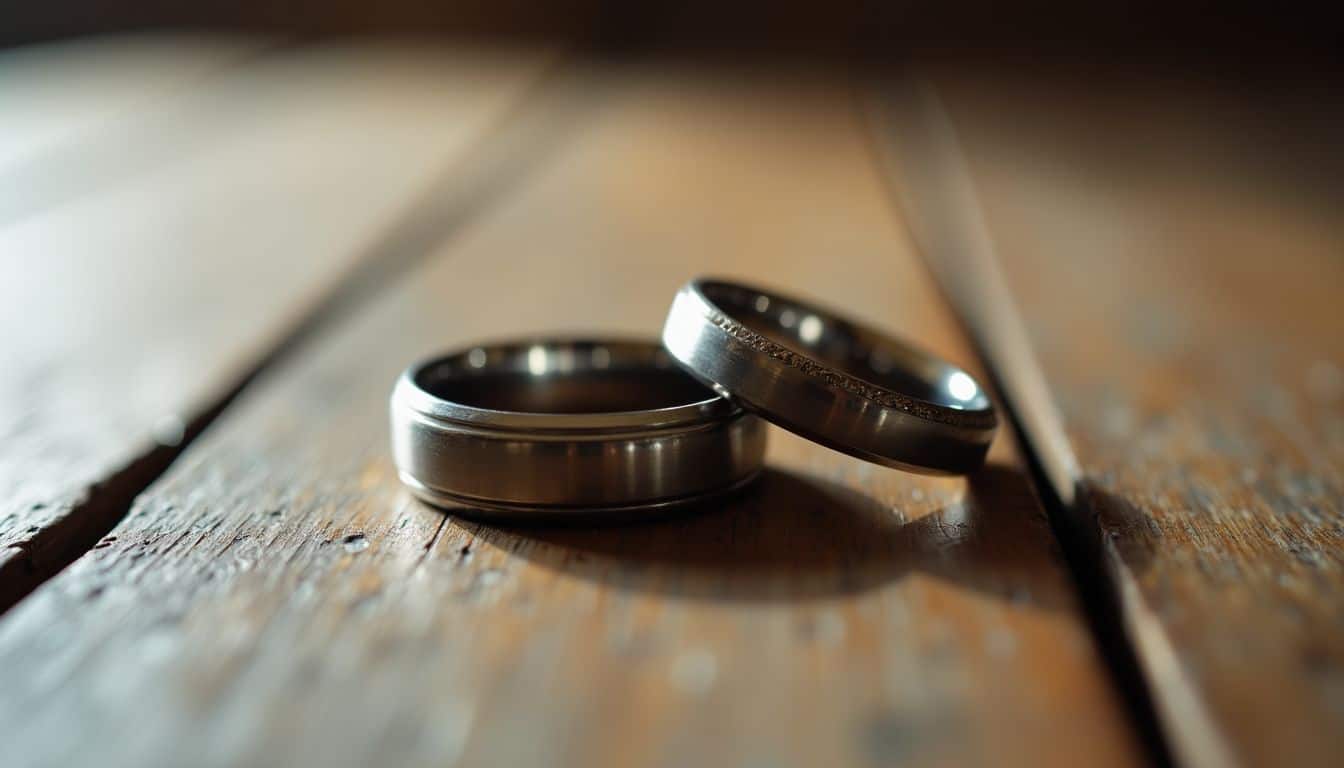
[879,73,1344,767]
[0,66,1141,767]
[0,42,554,610]
[0,34,258,174]
[0,35,274,226]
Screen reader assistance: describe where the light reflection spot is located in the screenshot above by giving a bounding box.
[527,345,548,376]
[798,315,823,344]
[948,371,978,402]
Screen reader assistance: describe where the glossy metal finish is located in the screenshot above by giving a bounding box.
[391,339,766,519]
[662,278,997,474]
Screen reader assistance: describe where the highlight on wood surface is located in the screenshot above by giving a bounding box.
[0,42,556,611]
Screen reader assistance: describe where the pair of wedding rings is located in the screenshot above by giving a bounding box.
[390,278,996,520]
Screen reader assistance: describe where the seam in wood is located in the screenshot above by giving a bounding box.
[859,77,1189,768]
[0,49,593,617]
[0,398,228,614]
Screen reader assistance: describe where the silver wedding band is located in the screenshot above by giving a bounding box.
[390,339,767,518]
[662,278,997,474]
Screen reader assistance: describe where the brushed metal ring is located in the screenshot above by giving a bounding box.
[661,278,997,474]
[390,338,767,519]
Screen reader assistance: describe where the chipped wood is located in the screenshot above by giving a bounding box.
[0,42,554,610]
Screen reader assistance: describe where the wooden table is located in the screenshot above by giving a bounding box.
[1,36,1339,768]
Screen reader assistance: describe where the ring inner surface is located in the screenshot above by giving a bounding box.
[704,282,990,411]
[415,345,718,414]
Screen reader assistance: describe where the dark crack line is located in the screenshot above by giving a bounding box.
[0,48,595,617]
[860,76,1179,768]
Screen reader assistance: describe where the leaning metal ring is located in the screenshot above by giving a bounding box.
[661,278,996,474]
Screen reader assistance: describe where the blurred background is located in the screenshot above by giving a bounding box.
[5,0,1343,63]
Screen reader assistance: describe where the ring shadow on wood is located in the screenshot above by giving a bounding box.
[453,466,1071,607]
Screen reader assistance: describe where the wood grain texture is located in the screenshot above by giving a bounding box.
[0,66,1140,767]
[930,74,1344,767]
[0,42,551,609]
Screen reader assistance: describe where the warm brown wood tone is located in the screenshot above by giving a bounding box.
[0,66,1139,766]
[919,74,1344,767]
[0,43,551,609]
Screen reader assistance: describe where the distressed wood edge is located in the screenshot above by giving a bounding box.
[1105,532,1238,768]
[0,46,586,616]
[0,397,227,613]
[859,75,1235,768]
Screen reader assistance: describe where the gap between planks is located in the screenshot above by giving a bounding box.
[864,76,1238,768]
[943,73,1344,766]
[0,49,588,616]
